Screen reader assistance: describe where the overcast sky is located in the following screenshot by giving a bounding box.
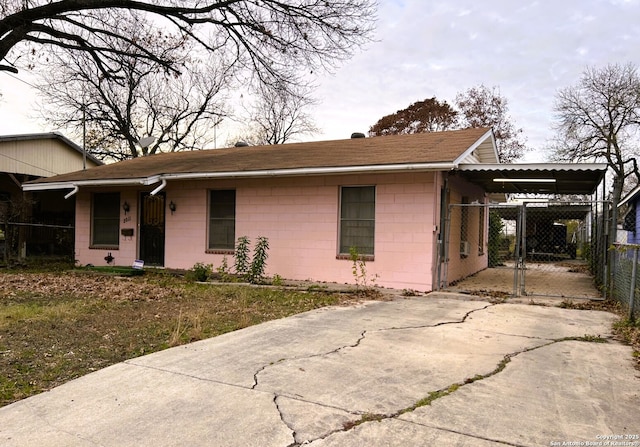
[1,0,639,162]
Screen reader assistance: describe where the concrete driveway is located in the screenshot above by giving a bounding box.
[0,292,638,446]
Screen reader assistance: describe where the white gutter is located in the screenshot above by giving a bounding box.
[161,162,457,181]
[23,177,151,192]
[22,162,456,194]
[23,177,161,194]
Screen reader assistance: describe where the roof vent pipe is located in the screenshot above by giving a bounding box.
[351,132,366,139]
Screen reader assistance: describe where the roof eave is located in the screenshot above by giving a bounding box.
[457,162,609,171]
[22,177,158,192]
[163,162,457,181]
[619,184,640,208]
[452,129,498,165]
[22,163,457,192]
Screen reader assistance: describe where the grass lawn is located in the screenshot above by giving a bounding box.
[0,268,379,407]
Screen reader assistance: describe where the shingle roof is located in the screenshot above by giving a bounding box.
[24,128,496,188]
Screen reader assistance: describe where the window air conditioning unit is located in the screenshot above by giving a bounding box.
[460,241,470,257]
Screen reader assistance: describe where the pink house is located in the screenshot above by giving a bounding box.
[23,128,498,291]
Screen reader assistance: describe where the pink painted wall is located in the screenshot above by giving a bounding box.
[75,188,138,267]
[443,175,489,284]
[73,171,484,291]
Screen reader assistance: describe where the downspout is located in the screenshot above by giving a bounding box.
[150,178,167,196]
[64,185,79,199]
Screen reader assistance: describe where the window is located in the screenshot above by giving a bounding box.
[209,190,236,250]
[339,186,375,256]
[91,192,120,247]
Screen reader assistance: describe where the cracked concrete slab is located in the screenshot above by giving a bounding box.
[400,341,640,447]
[461,303,618,340]
[305,418,502,446]
[0,293,638,447]
[274,396,358,444]
[125,297,487,388]
[0,363,293,447]
[254,322,550,414]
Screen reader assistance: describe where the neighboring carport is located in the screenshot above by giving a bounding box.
[456,163,608,196]
[445,163,609,299]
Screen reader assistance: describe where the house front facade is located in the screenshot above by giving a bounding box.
[24,128,497,291]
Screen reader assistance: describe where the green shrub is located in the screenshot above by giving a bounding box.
[248,236,269,284]
[234,236,250,276]
[189,262,212,282]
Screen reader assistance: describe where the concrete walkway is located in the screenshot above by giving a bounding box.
[0,293,638,446]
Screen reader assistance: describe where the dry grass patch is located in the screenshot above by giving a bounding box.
[0,270,375,407]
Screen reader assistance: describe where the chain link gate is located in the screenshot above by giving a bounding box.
[440,201,609,299]
[516,201,604,299]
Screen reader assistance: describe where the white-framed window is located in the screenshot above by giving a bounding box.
[339,185,375,256]
[209,189,236,251]
[91,192,120,248]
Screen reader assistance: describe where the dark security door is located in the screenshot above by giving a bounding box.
[140,193,165,266]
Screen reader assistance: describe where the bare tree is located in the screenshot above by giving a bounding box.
[368,97,458,136]
[551,62,640,240]
[36,13,232,160]
[233,82,319,146]
[455,85,527,163]
[0,0,376,90]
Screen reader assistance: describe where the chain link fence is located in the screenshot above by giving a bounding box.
[1,221,74,263]
[443,201,608,299]
[1,194,75,264]
[610,244,640,320]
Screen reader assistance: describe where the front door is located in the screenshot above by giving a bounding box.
[140,193,165,266]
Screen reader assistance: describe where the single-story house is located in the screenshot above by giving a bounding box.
[22,128,607,290]
[1,132,101,257]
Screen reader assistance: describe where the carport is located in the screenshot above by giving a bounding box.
[444,163,609,299]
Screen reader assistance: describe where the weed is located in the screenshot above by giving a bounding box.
[343,413,385,430]
[248,236,269,284]
[216,256,236,282]
[579,334,607,343]
[349,246,378,291]
[188,262,212,282]
[234,236,250,276]
[401,289,420,296]
[271,274,284,286]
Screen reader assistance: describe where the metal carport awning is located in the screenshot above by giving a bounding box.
[456,163,608,195]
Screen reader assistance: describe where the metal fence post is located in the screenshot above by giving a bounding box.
[630,247,638,321]
[513,205,522,297]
